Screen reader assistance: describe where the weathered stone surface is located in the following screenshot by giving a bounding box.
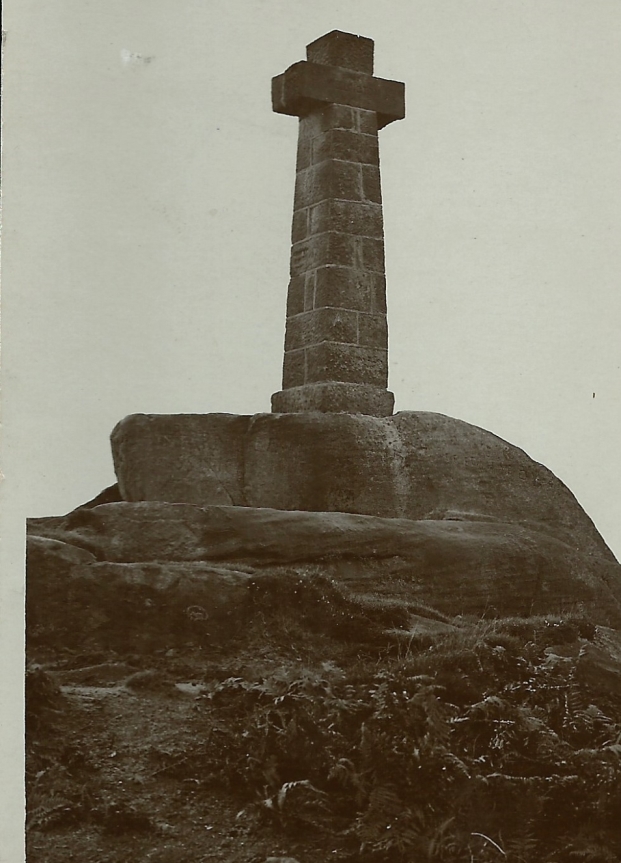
[111,412,250,505]
[285,308,359,350]
[271,382,394,415]
[272,62,405,127]
[575,644,621,695]
[27,535,97,570]
[110,410,617,565]
[307,30,374,74]
[27,529,254,652]
[79,483,122,508]
[284,267,386,316]
[294,161,365,209]
[309,199,384,237]
[313,267,387,312]
[27,502,621,626]
[290,233,356,274]
[311,127,380,165]
[574,628,621,695]
[304,342,388,386]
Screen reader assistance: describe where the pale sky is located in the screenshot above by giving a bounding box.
[2,2,620,848]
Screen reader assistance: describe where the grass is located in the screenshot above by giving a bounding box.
[26,595,621,862]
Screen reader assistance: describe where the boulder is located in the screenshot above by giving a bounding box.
[110,411,615,563]
[575,627,621,695]
[26,530,254,652]
[111,413,250,507]
[30,411,621,646]
[78,482,123,509]
[27,535,96,572]
[26,536,97,652]
[27,502,621,626]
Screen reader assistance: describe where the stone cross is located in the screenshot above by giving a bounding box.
[270,30,405,417]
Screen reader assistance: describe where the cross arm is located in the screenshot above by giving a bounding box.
[272,61,405,129]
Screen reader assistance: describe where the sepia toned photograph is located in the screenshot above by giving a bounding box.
[3,2,621,861]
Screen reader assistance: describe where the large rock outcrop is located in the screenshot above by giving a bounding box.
[27,501,621,654]
[111,411,614,563]
[30,410,620,653]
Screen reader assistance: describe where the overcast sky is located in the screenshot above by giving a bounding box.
[2,1,621,848]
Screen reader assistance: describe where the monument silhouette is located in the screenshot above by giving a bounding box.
[271,30,403,416]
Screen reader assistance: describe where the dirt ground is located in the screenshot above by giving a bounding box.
[27,599,621,863]
[26,638,361,863]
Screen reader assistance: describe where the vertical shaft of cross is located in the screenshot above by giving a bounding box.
[271,31,405,416]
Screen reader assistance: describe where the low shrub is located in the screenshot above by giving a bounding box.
[196,615,621,861]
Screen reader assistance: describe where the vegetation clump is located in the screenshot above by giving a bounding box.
[197,614,621,861]
[26,609,621,862]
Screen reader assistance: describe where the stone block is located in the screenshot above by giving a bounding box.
[271,383,394,416]
[371,271,387,312]
[282,348,305,388]
[358,312,388,348]
[285,275,305,316]
[291,208,309,243]
[303,273,315,310]
[313,266,383,311]
[355,108,379,134]
[108,411,618,571]
[305,342,388,386]
[296,131,311,170]
[284,308,359,350]
[315,103,357,132]
[359,235,385,272]
[245,413,400,514]
[294,161,363,209]
[300,104,378,142]
[361,165,382,203]
[290,232,355,274]
[306,30,374,74]
[111,413,250,506]
[309,199,383,238]
[299,103,379,137]
[312,128,379,166]
[272,62,405,127]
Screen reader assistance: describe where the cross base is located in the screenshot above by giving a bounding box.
[271,382,394,416]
